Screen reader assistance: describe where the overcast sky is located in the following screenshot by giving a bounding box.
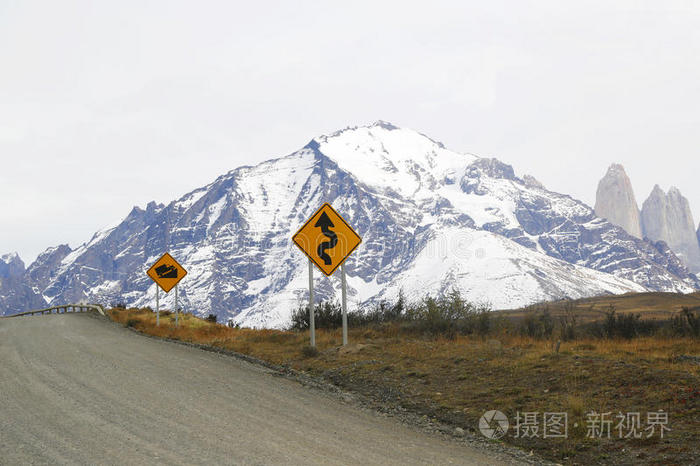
[1,0,699,264]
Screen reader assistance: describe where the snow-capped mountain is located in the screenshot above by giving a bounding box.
[6,122,699,326]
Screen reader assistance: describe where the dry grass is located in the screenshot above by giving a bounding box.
[108,307,700,465]
[500,291,700,323]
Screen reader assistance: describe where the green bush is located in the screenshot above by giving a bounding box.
[519,308,554,339]
[682,307,700,337]
[290,301,344,330]
[668,307,700,337]
[289,289,494,338]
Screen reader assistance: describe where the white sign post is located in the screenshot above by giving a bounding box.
[308,259,315,347]
[175,284,179,327]
[341,263,348,346]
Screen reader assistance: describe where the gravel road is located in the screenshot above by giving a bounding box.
[0,313,524,465]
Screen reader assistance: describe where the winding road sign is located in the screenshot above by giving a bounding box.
[147,252,187,293]
[292,203,362,276]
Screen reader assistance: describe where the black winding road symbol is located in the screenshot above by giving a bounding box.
[315,212,338,265]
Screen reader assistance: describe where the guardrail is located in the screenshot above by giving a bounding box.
[2,304,106,318]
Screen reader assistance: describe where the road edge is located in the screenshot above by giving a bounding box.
[93,313,557,466]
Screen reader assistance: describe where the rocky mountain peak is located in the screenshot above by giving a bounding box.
[650,184,665,196]
[467,158,517,180]
[312,122,477,200]
[594,163,643,238]
[25,244,72,287]
[641,185,700,273]
[0,252,45,314]
[607,163,626,174]
[370,120,400,131]
[1,251,21,263]
[0,252,25,278]
[522,174,545,189]
[668,186,684,199]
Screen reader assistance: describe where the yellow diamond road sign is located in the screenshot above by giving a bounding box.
[147,252,187,293]
[292,203,362,276]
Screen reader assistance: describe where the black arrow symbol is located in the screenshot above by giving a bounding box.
[315,212,338,266]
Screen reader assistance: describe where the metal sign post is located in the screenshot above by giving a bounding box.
[308,259,315,347]
[175,284,179,327]
[341,263,348,346]
[156,286,160,326]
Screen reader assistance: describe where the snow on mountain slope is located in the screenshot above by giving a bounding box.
[315,121,478,200]
[236,226,646,328]
[316,122,697,292]
[14,121,699,326]
[366,228,646,310]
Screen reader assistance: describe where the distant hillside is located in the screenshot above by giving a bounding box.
[499,291,700,322]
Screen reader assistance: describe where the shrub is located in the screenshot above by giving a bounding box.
[290,305,308,330]
[604,311,642,339]
[585,308,658,339]
[125,318,139,328]
[540,308,555,338]
[682,307,700,337]
[290,289,494,338]
[350,295,409,326]
[559,300,578,341]
[668,307,700,338]
[288,289,700,341]
[301,345,319,358]
[290,301,346,330]
[316,301,343,328]
[206,314,218,323]
[519,308,554,339]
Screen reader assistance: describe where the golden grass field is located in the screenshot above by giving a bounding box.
[500,291,700,322]
[109,293,700,465]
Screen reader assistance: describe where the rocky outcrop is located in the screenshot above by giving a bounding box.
[522,174,545,189]
[25,244,72,289]
[0,252,25,279]
[594,164,643,238]
[0,253,46,315]
[641,185,700,273]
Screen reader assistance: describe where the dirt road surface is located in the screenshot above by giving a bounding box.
[0,313,526,465]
